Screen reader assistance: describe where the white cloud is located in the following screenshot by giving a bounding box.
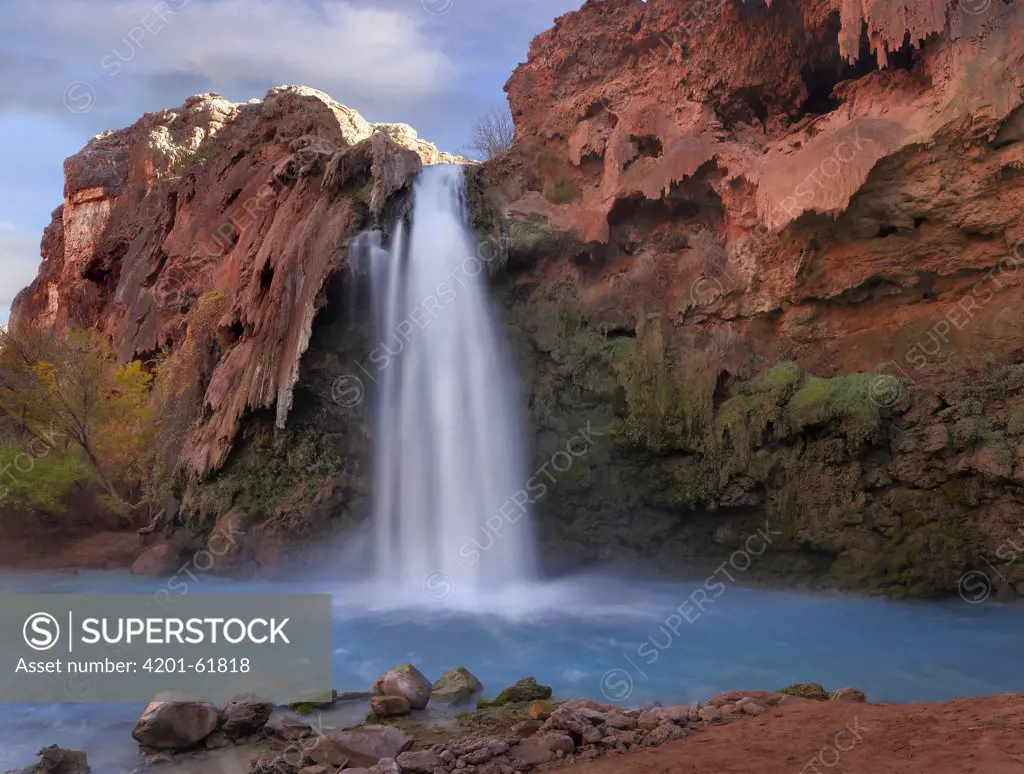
[6,0,453,113]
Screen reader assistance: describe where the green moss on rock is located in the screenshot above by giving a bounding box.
[779,683,828,701]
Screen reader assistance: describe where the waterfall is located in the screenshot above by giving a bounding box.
[350,164,536,598]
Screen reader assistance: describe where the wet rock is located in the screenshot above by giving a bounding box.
[132,700,219,749]
[370,695,412,717]
[396,750,442,772]
[644,722,686,747]
[220,701,274,738]
[431,667,484,704]
[832,687,868,702]
[331,725,413,760]
[373,663,433,710]
[14,745,89,774]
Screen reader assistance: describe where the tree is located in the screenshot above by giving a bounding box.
[0,327,153,514]
[467,106,515,160]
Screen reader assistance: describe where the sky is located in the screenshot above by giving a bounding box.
[0,0,583,325]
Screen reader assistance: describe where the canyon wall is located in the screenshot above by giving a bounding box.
[12,0,1024,598]
[478,0,1024,597]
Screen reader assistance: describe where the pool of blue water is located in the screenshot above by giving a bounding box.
[1,569,1022,771]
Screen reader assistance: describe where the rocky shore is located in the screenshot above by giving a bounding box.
[7,665,877,774]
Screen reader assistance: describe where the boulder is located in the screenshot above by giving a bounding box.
[130,542,186,576]
[219,700,273,738]
[372,663,433,710]
[395,750,442,773]
[604,713,638,730]
[302,736,352,768]
[431,666,484,703]
[697,706,722,723]
[370,760,401,774]
[204,731,230,750]
[329,725,413,760]
[370,695,412,717]
[487,677,552,706]
[637,708,670,730]
[832,687,867,702]
[644,722,686,746]
[132,700,219,749]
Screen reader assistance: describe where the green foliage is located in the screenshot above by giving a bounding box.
[0,442,93,513]
[778,683,828,700]
[787,373,882,442]
[0,327,153,513]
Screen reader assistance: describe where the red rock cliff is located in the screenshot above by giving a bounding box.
[12,86,457,475]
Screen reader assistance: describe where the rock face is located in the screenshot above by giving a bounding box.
[476,0,1024,598]
[11,86,458,480]
[131,700,219,749]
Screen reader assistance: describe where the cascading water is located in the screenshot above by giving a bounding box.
[350,164,536,597]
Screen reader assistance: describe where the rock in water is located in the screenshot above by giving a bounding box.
[431,666,484,704]
[14,745,89,774]
[219,700,274,738]
[478,677,553,707]
[372,663,433,710]
[132,700,219,749]
[370,695,412,717]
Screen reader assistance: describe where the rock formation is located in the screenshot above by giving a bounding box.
[12,1,1024,598]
